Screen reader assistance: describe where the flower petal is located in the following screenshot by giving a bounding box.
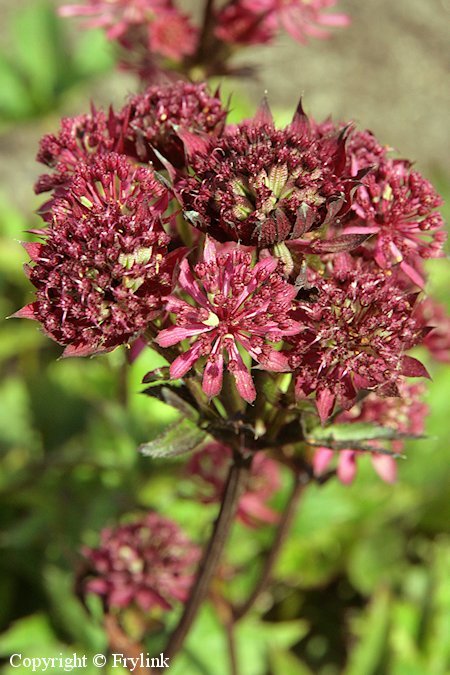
[170,341,204,379]
[337,450,357,484]
[202,350,224,399]
[371,453,397,483]
[156,323,212,347]
[313,447,334,476]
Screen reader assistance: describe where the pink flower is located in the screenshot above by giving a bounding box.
[60,1,198,61]
[60,0,171,40]
[241,0,350,44]
[313,380,428,483]
[14,154,173,357]
[82,512,200,612]
[288,259,428,422]
[346,160,446,287]
[186,442,281,527]
[123,81,227,167]
[215,3,277,46]
[176,101,357,246]
[416,298,450,363]
[156,237,301,403]
[313,447,398,484]
[148,9,198,60]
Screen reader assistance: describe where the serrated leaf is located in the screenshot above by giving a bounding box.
[139,418,207,458]
[307,422,420,454]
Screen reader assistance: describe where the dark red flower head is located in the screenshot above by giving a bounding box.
[156,237,301,403]
[82,512,199,612]
[15,153,173,357]
[312,119,389,175]
[123,81,227,168]
[35,106,124,195]
[176,102,356,246]
[346,159,446,287]
[288,257,429,421]
[60,1,198,62]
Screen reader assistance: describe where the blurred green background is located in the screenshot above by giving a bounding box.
[0,1,449,673]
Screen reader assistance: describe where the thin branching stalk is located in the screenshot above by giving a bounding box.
[104,614,153,675]
[226,618,239,675]
[233,471,306,621]
[160,449,252,667]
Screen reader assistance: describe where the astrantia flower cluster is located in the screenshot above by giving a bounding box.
[288,257,428,421]
[16,81,447,483]
[17,154,173,356]
[60,0,349,81]
[216,0,350,46]
[81,513,199,611]
[156,237,301,402]
[175,104,356,246]
[60,0,198,63]
[123,81,227,167]
[13,4,449,664]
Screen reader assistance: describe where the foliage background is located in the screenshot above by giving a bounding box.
[0,1,449,673]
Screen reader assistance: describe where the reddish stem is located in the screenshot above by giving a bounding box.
[233,472,305,621]
[160,450,252,668]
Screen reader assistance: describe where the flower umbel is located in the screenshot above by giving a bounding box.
[15,153,172,357]
[123,81,227,167]
[347,160,446,287]
[289,258,428,421]
[35,107,124,196]
[81,512,200,612]
[177,102,356,246]
[156,238,301,402]
[60,0,198,61]
[222,0,350,45]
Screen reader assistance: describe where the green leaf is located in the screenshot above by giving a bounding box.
[0,614,58,655]
[269,648,314,675]
[12,1,62,105]
[0,56,34,119]
[44,567,106,652]
[139,419,207,458]
[345,587,391,675]
[142,384,199,421]
[307,422,416,455]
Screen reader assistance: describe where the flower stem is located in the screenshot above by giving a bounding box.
[196,0,216,62]
[104,614,153,675]
[162,449,252,665]
[233,472,306,621]
[226,619,239,675]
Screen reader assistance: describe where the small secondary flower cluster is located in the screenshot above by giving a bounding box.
[81,512,200,611]
[16,80,447,485]
[60,0,349,79]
